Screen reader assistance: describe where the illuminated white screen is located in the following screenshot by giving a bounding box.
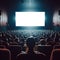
[15,12,45,26]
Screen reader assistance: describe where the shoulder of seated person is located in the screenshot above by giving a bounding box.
[20,51,27,54]
[17,51,27,56]
[34,51,46,56]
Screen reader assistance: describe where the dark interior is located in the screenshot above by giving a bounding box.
[0,0,60,60]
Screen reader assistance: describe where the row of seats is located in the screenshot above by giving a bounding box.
[0,30,60,46]
[0,45,60,60]
[0,30,60,60]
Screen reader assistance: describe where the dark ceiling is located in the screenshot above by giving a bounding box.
[0,0,60,10]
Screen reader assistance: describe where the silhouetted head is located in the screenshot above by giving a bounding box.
[26,36,35,50]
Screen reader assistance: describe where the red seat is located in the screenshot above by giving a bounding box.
[8,45,21,60]
[0,48,11,60]
[50,49,60,60]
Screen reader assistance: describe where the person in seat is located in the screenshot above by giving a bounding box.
[17,36,46,60]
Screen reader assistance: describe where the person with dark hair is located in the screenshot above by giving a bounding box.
[26,36,35,53]
[17,36,46,60]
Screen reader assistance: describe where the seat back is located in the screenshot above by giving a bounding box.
[53,45,60,49]
[17,53,47,60]
[38,45,53,55]
[0,45,5,48]
[8,45,21,60]
[50,49,60,60]
[0,48,11,60]
[38,45,53,60]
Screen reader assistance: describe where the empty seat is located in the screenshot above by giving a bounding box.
[50,49,60,60]
[0,48,11,60]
